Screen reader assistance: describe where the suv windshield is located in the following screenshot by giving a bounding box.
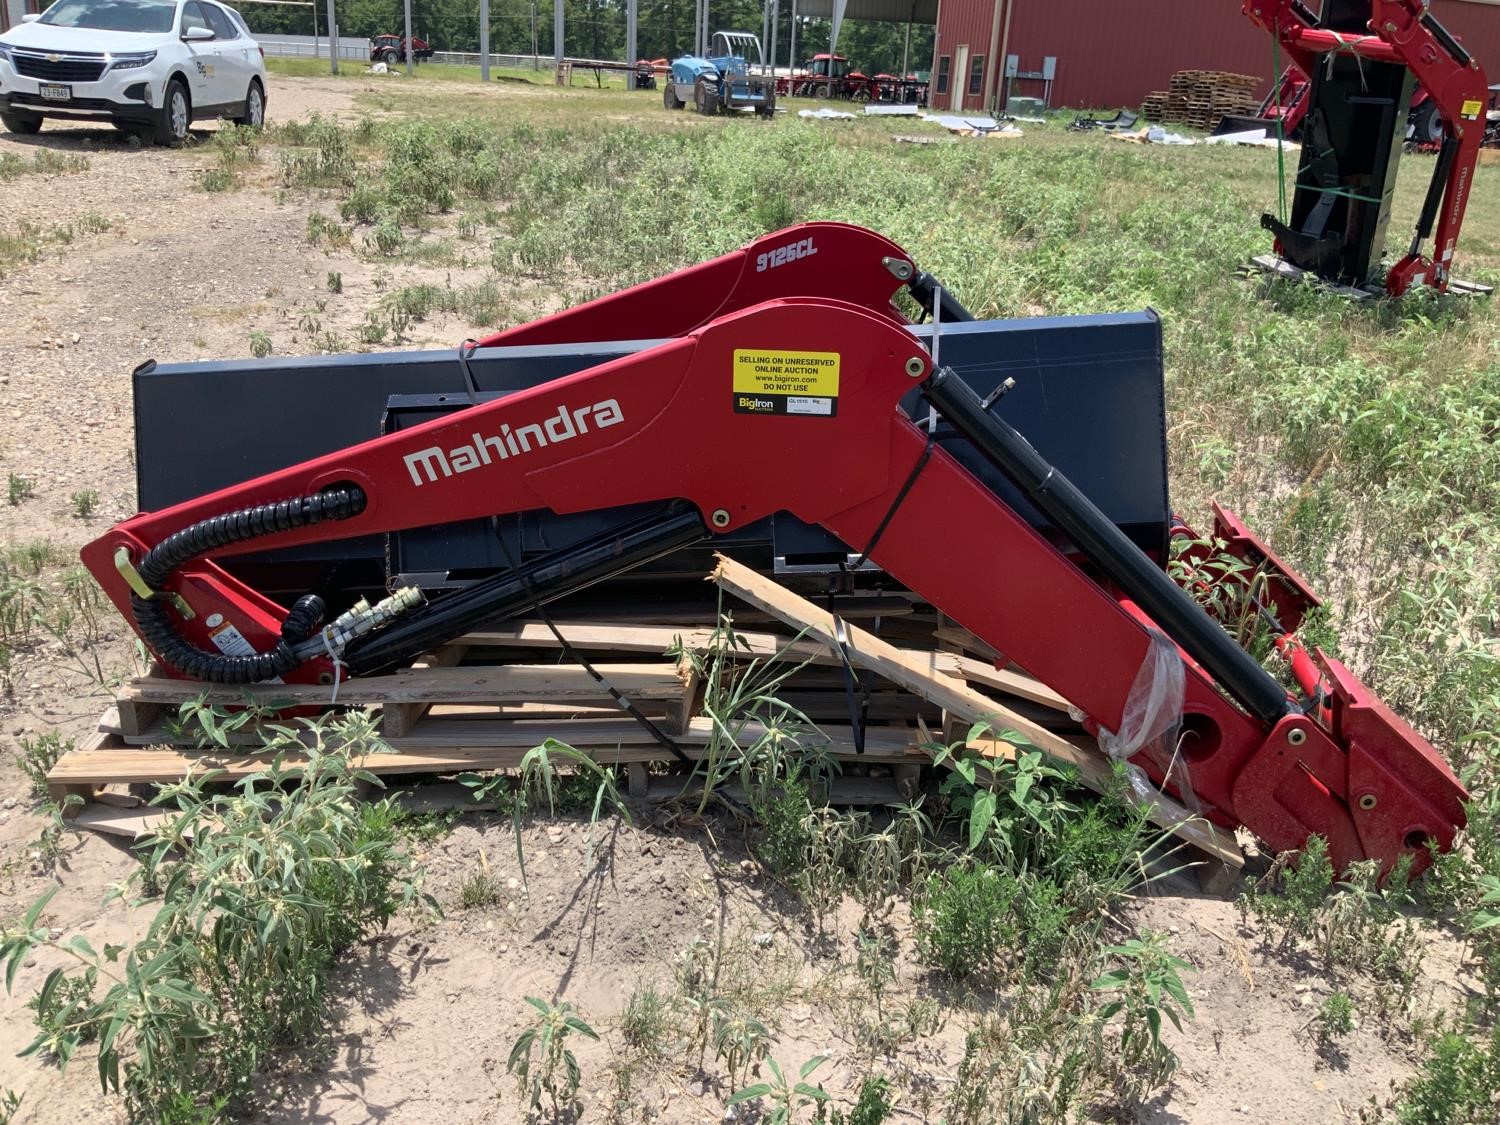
[38,0,178,33]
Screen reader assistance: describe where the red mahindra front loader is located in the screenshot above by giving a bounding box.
[1243,0,1491,295]
[82,223,1468,878]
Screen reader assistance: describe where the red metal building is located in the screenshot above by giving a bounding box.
[930,0,1500,112]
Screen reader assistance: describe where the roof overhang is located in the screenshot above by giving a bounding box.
[794,0,939,24]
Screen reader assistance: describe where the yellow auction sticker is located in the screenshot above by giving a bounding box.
[732,349,840,416]
[1461,99,1483,119]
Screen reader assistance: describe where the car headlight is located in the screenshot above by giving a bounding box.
[0,43,13,64]
[106,51,157,72]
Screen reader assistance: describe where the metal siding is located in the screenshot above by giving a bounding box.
[933,0,998,108]
[1434,0,1500,76]
[1005,0,1266,108]
[937,0,1499,110]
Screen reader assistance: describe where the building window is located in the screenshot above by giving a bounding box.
[936,55,950,95]
[968,55,985,97]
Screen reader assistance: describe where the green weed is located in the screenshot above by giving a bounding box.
[507,996,599,1119]
[1090,932,1194,1087]
[728,1055,830,1124]
[7,473,33,506]
[69,490,98,519]
[620,980,673,1059]
[0,713,436,1121]
[13,731,69,800]
[1382,1021,1500,1125]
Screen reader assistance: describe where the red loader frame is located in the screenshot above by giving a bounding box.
[83,224,1467,879]
[1244,0,1490,294]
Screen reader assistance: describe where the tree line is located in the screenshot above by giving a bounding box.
[238,0,934,75]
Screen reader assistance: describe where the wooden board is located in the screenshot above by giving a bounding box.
[118,661,693,707]
[710,554,1243,868]
[49,715,927,789]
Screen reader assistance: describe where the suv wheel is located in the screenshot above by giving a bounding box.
[233,80,265,128]
[1,112,42,135]
[154,78,190,147]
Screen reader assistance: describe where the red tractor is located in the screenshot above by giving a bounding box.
[370,34,433,66]
[777,54,872,99]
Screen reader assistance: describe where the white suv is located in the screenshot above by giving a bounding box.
[0,0,266,145]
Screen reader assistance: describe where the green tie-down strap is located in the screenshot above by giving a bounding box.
[1294,181,1388,205]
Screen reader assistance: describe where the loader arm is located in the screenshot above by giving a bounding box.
[84,290,1466,878]
[476,221,933,348]
[1244,0,1489,294]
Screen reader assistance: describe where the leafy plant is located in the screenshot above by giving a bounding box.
[669,608,828,816]
[1313,991,1356,1061]
[507,995,599,1118]
[460,738,631,891]
[829,1075,894,1125]
[728,1055,830,1124]
[326,269,343,293]
[912,862,1028,981]
[68,490,99,519]
[7,473,33,506]
[1090,931,1194,1085]
[1385,1021,1500,1125]
[0,712,435,1122]
[932,724,1078,869]
[13,731,70,800]
[620,980,673,1059]
[247,330,272,358]
[712,1006,772,1090]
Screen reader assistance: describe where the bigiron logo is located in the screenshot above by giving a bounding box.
[403,399,624,487]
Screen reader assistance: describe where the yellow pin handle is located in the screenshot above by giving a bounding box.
[114,546,154,600]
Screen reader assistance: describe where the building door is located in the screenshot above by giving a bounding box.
[952,44,968,110]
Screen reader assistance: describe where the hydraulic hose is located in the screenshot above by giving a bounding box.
[129,488,366,684]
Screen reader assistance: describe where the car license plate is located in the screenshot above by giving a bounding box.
[38,84,70,101]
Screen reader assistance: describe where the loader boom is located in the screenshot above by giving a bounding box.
[84,226,1467,878]
[1243,0,1489,294]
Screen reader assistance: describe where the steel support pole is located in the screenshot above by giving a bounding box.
[769,0,778,77]
[554,0,563,66]
[626,0,638,88]
[403,0,413,77]
[311,0,319,61]
[480,0,490,80]
[788,0,796,72]
[326,0,336,74]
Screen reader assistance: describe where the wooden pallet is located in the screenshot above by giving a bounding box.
[50,559,1245,888]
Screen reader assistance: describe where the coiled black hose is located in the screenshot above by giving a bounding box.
[280,594,327,643]
[139,491,365,588]
[130,488,365,683]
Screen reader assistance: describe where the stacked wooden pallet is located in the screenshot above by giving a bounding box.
[48,555,1244,887]
[1143,70,1261,129]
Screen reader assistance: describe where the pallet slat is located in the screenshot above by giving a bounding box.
[49,717,925,788]
[710,554,1243,870]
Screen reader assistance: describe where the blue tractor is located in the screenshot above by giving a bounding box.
[664,31,777,118]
